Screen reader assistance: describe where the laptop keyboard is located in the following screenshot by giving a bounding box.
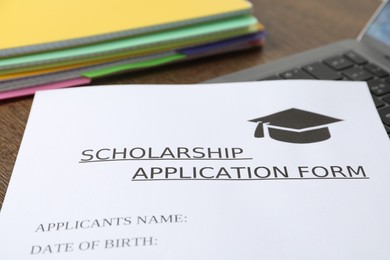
[259,51,390,139]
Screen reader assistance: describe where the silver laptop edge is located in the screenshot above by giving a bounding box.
[358,0,388,41]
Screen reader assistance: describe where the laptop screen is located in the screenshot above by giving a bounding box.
[366,1,390,47]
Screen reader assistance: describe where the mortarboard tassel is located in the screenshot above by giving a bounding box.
[254,122,264,138]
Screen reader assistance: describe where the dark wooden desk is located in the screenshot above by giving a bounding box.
[0,0,379,209]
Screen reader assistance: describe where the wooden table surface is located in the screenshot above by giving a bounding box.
[0,0,380,209]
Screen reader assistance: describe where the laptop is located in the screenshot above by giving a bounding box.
[206,0,390,138]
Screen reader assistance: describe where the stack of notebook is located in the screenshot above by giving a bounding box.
[0,0,265,100]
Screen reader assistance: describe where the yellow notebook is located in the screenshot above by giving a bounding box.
[0,0,252,55]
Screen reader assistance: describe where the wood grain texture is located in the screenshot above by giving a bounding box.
[0,0,380,210]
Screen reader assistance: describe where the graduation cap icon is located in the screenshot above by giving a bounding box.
[249,108,342,144]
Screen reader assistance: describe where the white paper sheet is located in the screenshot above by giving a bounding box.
[1,81,389,259]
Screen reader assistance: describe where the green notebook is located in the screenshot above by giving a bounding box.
[0,15,259,71]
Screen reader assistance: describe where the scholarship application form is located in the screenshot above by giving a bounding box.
[0,80,389,259]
